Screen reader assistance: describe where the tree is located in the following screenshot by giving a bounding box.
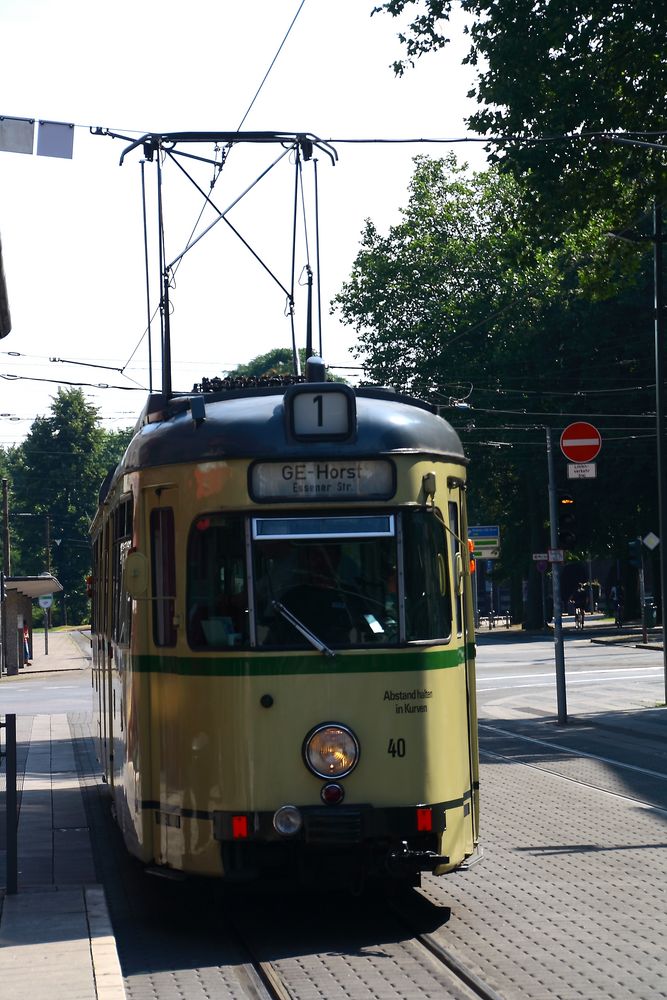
[225,348,305,379]
[225,348,346,383]
[334,154,657,623]
[7,389,132,624]
[373,1,667,226]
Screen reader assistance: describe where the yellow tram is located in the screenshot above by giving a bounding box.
[91,362,480,888]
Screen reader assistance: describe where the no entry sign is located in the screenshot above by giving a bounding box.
[560,421,601,463]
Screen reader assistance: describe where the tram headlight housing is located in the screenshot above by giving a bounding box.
[303,723,360,779]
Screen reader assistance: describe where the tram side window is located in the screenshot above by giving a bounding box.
[151,508,177,647]
[90,538,98,632]
[403,510,452,642]
[112,498,134,646]
[186,514,249,649]
[101,524,110,638]
[448,501,462,636]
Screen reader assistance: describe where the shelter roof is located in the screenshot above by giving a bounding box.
[6,575,63,598]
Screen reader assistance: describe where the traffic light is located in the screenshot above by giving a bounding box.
[628,538,642,568]
[558,493,576,549]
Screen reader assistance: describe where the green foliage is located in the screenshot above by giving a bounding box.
[225,347,346,383]
[334,154,658,623]
[225,348,303,378]
[4,389,133,625]
[374,0,667,225]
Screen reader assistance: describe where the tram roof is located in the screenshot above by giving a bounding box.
[104,385,466,497]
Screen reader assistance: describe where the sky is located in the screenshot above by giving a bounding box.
[0,0,487,445]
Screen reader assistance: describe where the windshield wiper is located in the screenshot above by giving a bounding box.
[272,600,335,657]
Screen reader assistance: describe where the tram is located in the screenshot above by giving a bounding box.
[90,359,480,888]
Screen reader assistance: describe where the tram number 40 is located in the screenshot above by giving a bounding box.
[387,738,406,758]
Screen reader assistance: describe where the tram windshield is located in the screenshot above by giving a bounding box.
[253,511,451,649]
[186,511,452,650]
[253,514,397,648]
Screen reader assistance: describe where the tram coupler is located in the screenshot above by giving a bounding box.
[387,841,450,873]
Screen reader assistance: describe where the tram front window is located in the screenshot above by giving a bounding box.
[253,515,398,648]
[187,514,249,649]
[402,509,452,641]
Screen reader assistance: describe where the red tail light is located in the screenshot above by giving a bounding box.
[232,815,248,839]
[416,807,433,832]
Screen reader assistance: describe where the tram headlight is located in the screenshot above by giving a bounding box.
[303,723,360,779]
[273,805,302,836]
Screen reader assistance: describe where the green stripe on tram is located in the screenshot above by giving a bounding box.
[131,644,473,678]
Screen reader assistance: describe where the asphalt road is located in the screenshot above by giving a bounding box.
[475,628,665,720]
[0,671,92,713]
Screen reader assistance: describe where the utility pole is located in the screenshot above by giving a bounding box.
[2,479,10,577]
[44,514,51,655]
[2,479,10,676]
[44,514,51,573]
[653,201,667,704]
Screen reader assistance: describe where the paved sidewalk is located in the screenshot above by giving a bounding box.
[0,631,125,999]
[21,626,93,674]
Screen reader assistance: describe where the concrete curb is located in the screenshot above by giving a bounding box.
[85,887,126,1000]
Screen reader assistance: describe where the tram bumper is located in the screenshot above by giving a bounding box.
[213,802,449,881]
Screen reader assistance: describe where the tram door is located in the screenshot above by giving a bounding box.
[144,485,180,865]
[451,487,480,846]
[93,523,112,774]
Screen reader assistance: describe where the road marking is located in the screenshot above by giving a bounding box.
[478,666,661,683]
[480,723,667,782]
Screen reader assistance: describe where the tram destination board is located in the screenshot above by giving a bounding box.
[250,458,395,501]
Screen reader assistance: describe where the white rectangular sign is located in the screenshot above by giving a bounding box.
[567,462,596,479]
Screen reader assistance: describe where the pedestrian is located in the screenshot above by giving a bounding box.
[23,621,31,664]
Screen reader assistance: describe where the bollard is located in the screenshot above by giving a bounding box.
[1,713,18,893]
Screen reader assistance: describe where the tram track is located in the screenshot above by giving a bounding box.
[478,721,667,812]
[384,897,505,1000]
[227,891,501,1000]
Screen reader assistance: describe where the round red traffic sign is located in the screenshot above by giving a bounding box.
[560,421,601,463]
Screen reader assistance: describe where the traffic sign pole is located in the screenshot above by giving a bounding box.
[547,427,567,724]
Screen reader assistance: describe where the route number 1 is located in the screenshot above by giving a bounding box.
[291,390,351,436]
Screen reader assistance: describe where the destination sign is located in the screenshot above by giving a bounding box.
[250,459,395,501]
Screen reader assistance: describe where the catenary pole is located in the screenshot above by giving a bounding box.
[653,201,667,704]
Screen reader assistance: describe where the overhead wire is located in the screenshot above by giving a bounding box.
[116,1,309,383]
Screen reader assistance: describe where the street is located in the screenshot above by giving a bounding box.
[476,628,665,720]
[0,671,92,714]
